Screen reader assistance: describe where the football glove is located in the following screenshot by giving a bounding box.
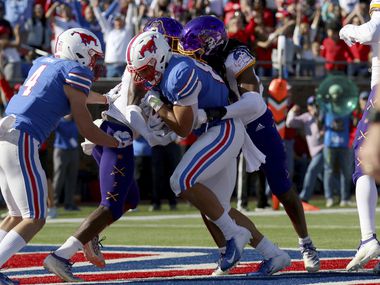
[142,90,163,112]
[113,130,133,148]
[204,107,227,122]
[104,83,122,104]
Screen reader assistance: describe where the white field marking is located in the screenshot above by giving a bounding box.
[45,208,378,224]
[27,243,359,252]
[4,250,208,274]
[14,261,358,280]
[44,223,362,230]
[315,279,380,285]
[16,268,380,285]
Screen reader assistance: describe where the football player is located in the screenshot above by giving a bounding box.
[339,0,380,272]
[0,28,130,285]
[179,16,320,275]
[42,26,177,282]
[80,17,184,272]
[127,30,268,273]
[142,17,290,277]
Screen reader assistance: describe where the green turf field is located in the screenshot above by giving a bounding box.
[4,196,374,252]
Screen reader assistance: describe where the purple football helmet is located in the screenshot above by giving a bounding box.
[179,16,227,61]
[143,17,183,52]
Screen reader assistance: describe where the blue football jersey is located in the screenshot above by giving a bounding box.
[6,56,93,143]
[158,54,229,109]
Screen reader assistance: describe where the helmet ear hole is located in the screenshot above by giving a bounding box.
[76,53,84,59]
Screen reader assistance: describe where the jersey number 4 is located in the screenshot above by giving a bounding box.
[22,65,47,96]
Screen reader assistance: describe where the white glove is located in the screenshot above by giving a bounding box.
[147,109,165,131]
[104,83,122,104]
[113,130,133,148]
[81,139,96,155]
[0,115,15,137]
[142,90,163,112]
[146,130,177,146]
[339,25,355,47]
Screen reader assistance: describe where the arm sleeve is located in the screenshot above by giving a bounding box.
[340,18,380,45]
[93,6,112,33]
[64,66,93,95]
[222,91,266,120]
[103,0,119,20]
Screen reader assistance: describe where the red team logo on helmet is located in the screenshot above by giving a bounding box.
[139,35,157,57]
[71,31,98,46]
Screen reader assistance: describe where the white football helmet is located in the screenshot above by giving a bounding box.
[54,28,103,69]
[126,31,172,88]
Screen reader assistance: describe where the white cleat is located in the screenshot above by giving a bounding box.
[300,242,320,273]
[83,235,105,268]
[43,253,82,282]
[211,254,229,276]
[347,236,380,271]
[247,250,291,276]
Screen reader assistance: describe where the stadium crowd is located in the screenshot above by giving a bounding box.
[0,0,379,283]
[0,0,372,81]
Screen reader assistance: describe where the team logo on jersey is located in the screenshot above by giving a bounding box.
[233,48,255,69]
[139,35,157,57]
[71,31,98,46]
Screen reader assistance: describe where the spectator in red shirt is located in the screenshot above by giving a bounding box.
[320,22,354,72]
[345,15,371,76]
[227,13,250,44]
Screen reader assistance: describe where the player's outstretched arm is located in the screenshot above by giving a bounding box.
[206,67,265,121]
[64,85,119,148]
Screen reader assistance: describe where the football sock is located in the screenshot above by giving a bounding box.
[55,236,83,260]
[218,246,226,255]
[0,229,8,242]
[256,237,280,259]
[356,175,378,241]
[298,236,312,246]
[0,230,26,267]
[212,211,239,240]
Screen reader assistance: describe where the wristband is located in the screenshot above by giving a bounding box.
[368,110,380,123]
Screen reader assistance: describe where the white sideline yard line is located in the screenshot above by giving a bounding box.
[46,208,379,224]
[44,223,363,230]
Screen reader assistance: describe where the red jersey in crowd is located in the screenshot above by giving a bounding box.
[320,38,354,71]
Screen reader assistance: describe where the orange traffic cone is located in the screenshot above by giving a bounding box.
[272,194,280,210]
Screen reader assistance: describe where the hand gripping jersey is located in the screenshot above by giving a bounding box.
[158,54,229,111]
[6,56,93,143]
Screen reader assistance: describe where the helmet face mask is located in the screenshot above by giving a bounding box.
[126,31,172,89]
[55,28,104,70]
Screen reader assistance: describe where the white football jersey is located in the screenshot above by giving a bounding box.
[103,70,133,126]
[339,13,380,88]
[224,47,267,124]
